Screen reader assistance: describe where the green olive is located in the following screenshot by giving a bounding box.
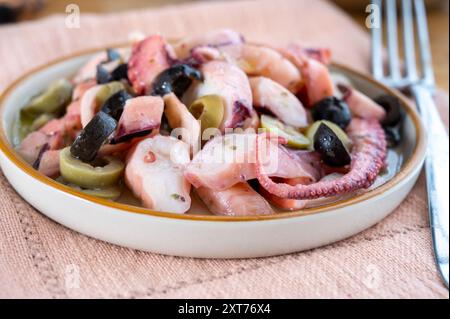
[95,81,125,107]
[56,175,122,200]
[82,185,122,200]
[59,147,124,188]
[260,114,310,149]
[22,79,73,115]
[18,112,55,143]
[306,120,352,151]
[29,113,55,131]
[189,95,224,132]
[68,184,123,200]
[17,112,35,141]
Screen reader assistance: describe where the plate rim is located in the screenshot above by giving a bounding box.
[0,44,427,222]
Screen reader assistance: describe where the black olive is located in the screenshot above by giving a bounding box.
[374,95,405,148]
[96,64,113,84]
[70,111,117,162]
[375,95,405,127]
[384,125,402,148]
[314,123,351,167]
[106,48,121,62]
[96,48,128,84]
[96,63,129,84]
[111,129,155,145]
[311,97,352,129]
[100,90,133,121]
[111,63,128,81]
[150,64,203,97]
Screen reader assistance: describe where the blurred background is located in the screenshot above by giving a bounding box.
[0,0,448,91]
[1,0,447,22]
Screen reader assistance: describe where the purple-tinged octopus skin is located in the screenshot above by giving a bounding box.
[173,29,245,60]
[256,118,387,199]
[182,61,253,131]
[127,35,175,96]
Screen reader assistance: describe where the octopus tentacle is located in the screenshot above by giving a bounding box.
[256,119,387,200]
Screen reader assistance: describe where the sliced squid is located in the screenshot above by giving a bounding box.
[125,135,191,213]
[196,183,274,216]
[127,35,175,95]
[183,61,253,131]
[337,84,386,121]
[249,76,307,128]
[163,93,201,155]
[174,28,244,60]
[185,133,322,191]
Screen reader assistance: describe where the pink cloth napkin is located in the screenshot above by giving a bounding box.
[0,0,448,298]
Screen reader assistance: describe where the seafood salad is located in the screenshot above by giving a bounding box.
[15,29,405,216]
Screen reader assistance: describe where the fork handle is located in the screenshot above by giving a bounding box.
[412,85,449,288]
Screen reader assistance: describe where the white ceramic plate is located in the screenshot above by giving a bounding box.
[0,48,426,258]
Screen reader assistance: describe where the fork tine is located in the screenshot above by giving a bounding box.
[386,0,401,79]
[414,0,435,88]
[401,0,418,81]
[371,0,384,80]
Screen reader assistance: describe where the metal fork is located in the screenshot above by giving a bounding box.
[371,0,449,288]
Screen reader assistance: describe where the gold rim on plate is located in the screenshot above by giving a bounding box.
[0,45,427,222]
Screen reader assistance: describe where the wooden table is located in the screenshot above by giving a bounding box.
[13,0,449,92]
